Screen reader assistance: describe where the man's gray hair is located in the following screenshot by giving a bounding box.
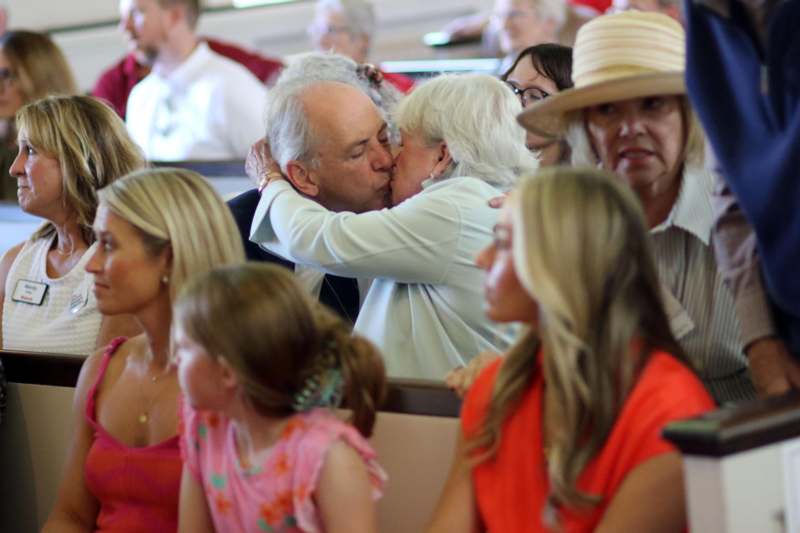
[265,52,401,172]
[394,73,538,190]
[318,0,376,38]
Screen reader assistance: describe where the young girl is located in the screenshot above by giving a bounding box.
[174,263,387,533]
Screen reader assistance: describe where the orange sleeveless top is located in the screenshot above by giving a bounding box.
[84,337,181,532]
[461,351,714,532]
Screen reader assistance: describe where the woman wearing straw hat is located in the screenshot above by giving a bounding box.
[519,10,757,405]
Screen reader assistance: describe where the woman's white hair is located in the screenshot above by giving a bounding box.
[265,52,401,172]
[317,0,376,39]
[394,73,538,190]
[565,97,707,174]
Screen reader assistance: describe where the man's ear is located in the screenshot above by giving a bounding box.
[285,160,320,197]
[431,142,453,178]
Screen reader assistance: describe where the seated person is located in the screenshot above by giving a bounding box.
[500,43,572,165]
[175,263,386,532]
[307,0,414,93]
[121,0,267,161]
[230,52,402,322]
[42,168,244,532]
[252,74,538,379]
[93,0,282,120]
[428,168,714,532]
[520,11,756,403]
[0,30,78,202]
[491,0,569,72]
[0,95,142,356]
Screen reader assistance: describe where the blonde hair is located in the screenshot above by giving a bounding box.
[0,30,77,104]
[18,95,145,244]
[468,168,685,513]
[394,73,538,190]
[97,168,245,302]
[174,263,386,436]
[565,96,706,172]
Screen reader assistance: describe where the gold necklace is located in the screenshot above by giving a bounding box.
[137,363,174,424]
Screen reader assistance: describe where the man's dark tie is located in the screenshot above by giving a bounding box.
[319,274,360,324]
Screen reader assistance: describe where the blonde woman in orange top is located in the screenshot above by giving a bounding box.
[428,168,714,533]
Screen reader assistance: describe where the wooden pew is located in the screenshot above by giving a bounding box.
[0,350,460,532]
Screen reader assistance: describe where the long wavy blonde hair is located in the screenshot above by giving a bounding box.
[468,168,685,511]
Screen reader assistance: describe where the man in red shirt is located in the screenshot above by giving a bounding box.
[92,1,282,119]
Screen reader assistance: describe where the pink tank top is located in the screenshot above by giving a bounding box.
[84,337,181,532]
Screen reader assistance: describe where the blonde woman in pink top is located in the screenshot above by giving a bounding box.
[174,263,387,533]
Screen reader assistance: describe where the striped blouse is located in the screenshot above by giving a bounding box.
[651,166,755,404]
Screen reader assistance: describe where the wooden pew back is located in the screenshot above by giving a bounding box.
[0,350,460,532]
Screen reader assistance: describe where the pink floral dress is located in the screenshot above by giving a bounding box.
[181,405,386,532]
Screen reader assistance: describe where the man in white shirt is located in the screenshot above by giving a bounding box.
[122,0,266,161]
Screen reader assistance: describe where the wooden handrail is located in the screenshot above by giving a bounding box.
[1,349,461,418]
[663,391,800,457]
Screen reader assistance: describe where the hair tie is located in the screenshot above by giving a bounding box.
[292,340,344,412]
[356,63,384,87]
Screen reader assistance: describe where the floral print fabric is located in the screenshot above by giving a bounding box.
[181,406,386,533]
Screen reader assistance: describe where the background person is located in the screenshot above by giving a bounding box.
[175,263,386,533]
[0,95,141,355]
[43,168,244,532]
[0,30,77,202]
[429,169,714,532]
[491,0,568,72]
[121,0,267,161]
[307,0,414,93]
[93,0,282,120]
[500,43,572,165]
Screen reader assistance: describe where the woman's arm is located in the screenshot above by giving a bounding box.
[595,452,686,533]
[427,434,482,533]
[315,441,378,533]
[41,349,105,533]
[255,181,464,284]
[178,465,215,533]
[0,242,24,348]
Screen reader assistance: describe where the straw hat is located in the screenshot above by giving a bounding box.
[518,11,686,137]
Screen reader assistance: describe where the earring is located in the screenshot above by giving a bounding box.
[161,274,170,285]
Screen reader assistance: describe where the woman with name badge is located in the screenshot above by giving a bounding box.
[0,95,143,356]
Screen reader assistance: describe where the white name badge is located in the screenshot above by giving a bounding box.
[11,279,49,306]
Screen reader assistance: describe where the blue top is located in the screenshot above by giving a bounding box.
[685,0,800,355]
